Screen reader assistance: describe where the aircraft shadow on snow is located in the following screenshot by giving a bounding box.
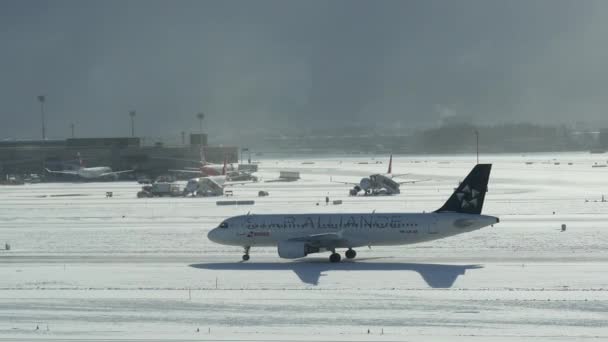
[190,258,482,288]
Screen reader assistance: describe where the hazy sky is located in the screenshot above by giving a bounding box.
[1,0,607,142]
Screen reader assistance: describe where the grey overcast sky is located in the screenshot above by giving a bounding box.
[1,0,607,142]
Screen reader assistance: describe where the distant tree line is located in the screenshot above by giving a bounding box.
[255,123,595,154]
[414,123,581,153]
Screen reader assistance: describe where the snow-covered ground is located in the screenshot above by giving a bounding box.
[1,152,608,341]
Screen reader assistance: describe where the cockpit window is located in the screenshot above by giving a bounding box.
[219,222,228,229]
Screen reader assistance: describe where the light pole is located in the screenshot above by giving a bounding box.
[241,148,250,164]
[37,95,46,140]
[196,112,205,146]
[129,110,136,137]
[474,129,479,164]
[70,123,75,138]
[196,112,204,137]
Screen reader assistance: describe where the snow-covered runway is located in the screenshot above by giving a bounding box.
[1,153,608,341]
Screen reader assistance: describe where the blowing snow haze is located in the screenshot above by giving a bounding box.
[1,0,608,143]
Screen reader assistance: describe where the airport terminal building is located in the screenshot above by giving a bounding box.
[0,134,238,179]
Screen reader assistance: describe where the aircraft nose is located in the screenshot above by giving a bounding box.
[207,228,219,242]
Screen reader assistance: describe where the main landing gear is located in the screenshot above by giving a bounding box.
[329,252,341,263]
[329,248,357,262]
[345,248,357,259]
[242,246,250,261]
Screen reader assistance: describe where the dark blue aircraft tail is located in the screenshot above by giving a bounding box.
[435,164,492,215]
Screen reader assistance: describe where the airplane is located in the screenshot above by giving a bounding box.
[44,153,134,180]
[332,155,428,196]
[176,167,257,182]
[170,147,236,177]
[208,164,498,262]
[182,160,255,197]
[183,175,257,197]
[184,175,230,197]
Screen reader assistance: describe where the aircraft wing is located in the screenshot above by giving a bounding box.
[390,173,410,178]
[169,169,202,174]
[329,177,359,186]
[44,168,78,175]
[223,180,254,187]
[150,156,201,164]
[99,169,134,177]
[397,178,431,185]
[289,231,346,249]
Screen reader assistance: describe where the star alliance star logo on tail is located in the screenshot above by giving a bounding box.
[456,184,480,209]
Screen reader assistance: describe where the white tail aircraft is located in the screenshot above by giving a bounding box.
[208,164,498,262]
[332,155,427,196]
[44,153,133,180]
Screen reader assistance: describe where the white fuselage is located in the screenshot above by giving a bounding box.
[76,167,113,179]
[208,212,498,248]
[201,163,236,176]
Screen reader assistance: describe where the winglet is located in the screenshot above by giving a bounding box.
[387,154,393,174]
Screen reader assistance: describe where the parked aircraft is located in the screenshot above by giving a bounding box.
[170,147,236,176]
[183,175,256,197]
[44,153,133,180]
[182,160,255,197]
[208,164,498,262]
[184,176,228,197]
[332,155,427,195]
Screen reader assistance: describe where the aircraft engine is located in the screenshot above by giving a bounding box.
[277,240,318,259]
[359,178,372,191]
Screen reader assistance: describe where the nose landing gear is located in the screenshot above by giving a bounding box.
[242,246,250,261]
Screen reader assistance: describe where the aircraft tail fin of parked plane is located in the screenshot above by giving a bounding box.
[435,164,491,215]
